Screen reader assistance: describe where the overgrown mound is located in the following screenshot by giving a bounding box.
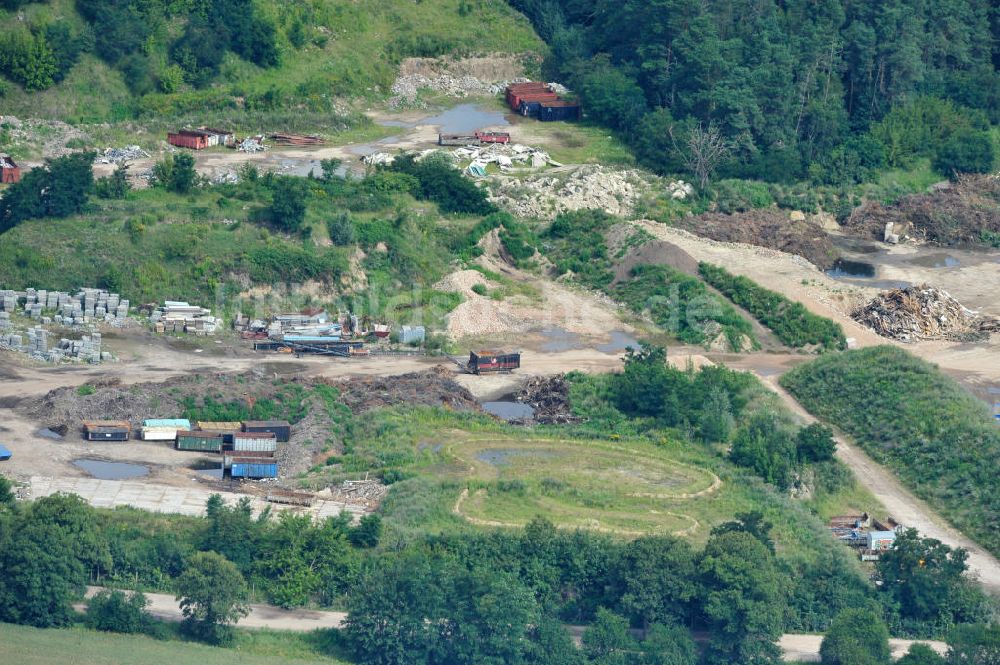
[845,175,1000,247]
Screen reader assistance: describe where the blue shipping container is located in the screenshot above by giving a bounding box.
[231,462,278,479]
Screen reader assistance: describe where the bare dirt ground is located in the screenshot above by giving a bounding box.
[630,220,1000,398]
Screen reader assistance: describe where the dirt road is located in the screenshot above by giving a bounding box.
[777,634,946,662]
[761,375,1000,594]
[80,587,947,661]
[82,587,347,631]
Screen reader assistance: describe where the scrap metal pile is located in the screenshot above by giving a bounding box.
[95,145,150,164]
[852,284,1000,342]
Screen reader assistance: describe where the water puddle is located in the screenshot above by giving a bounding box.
[347,134,403,157]
[596,330,641,353]
[483,401,535,421]
[189,460,223,479]
[419,104,510,134]
[476,448,556,466]
[539,327,582,352]
[826,258,876,279]
[906,253,961,268]
[417,441,444,454]
[73,458,149,480]
[36,428,63,440]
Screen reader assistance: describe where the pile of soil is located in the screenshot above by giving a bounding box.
[851,284,1000,342]
[334,366,481,414]
[513,374,582,425]
[676,209,839,269]
[845,174,1000,246]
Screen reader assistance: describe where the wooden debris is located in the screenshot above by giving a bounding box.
[852,284,1000,342]
[268,133,326,146]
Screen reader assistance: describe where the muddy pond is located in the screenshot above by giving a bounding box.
[73,458,149,480]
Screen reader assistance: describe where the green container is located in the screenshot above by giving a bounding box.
[175,431,223,453]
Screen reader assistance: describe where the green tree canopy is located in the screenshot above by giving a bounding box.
[819,607,891,665]
[175,551,250,642]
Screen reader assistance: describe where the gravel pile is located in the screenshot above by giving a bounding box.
[852,284,1000,342]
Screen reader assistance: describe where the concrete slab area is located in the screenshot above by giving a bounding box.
[30,476,366,522]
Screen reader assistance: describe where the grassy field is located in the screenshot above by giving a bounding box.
[449,436,720,535]
[0,623,349,665]
[329,407,879,569]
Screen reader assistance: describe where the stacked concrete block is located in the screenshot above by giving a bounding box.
[0,312,8,330]
[1,291,17,312]
[26,327,48,355]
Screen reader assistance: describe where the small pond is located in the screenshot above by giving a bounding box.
[419,104,510,134]
[73,458,149,480]
[826,258,876,279]
[476,448,557,466]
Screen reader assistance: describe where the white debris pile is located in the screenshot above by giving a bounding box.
[362,152,396,167]
[453,143,558,175]
[95,145,150,164]
[237,136,266,153]
[489,165,648,219]
[667,180,695,200]
[852,284,1000,342]
[211,171,239,184]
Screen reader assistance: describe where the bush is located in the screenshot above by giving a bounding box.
[268,177,308,233]
[932,128,996,178]
[0,153,95,233]
[712,179,775,214]
[85,589,152,634]
[388,154,494,215]
[327,210,356,245]
[471,283,488,296]
[544,209,616,290]
[698,262,846,351]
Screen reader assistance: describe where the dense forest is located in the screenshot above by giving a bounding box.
[508,0,1000,184]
